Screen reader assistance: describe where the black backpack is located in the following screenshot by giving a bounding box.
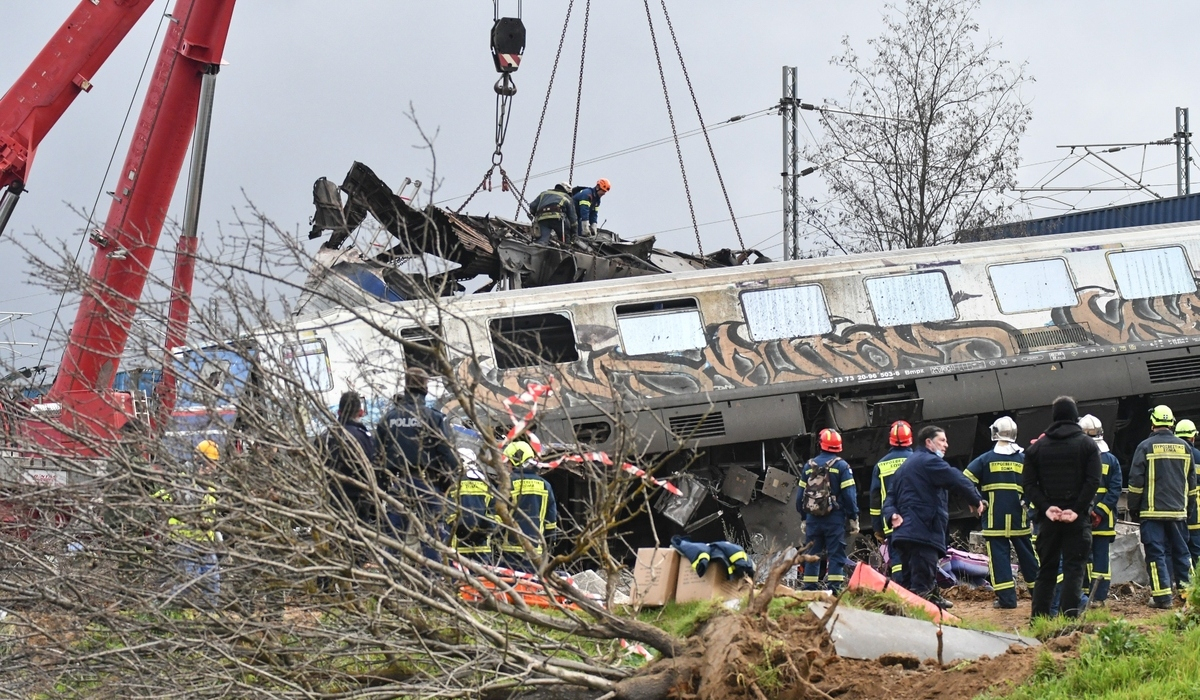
[803,459,838,517]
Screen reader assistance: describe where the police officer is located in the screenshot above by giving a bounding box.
[529,182,579,245]
[572,178,610,238]
[497,441,558,572]
[1128,405,1196,609]
[870,421,914,582]
[797,428,858,592]
[446,447,496,563]
[1079,414,1123,605]
[1174,419,1200,567]
[965,417,1040,609]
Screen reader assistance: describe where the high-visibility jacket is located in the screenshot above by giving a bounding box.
[499,468,558,555]
[572,187,603,232]
[1092,450,1124,536]
[152,479,217,543]
[965,447,1030,537]
[796,451,858,520]
[1184,444,1200,531]
[670,535,754,578]
[1128,429,1196,520]
[870,447,912,535]
[529,189,579,228]
[446,470,495,555]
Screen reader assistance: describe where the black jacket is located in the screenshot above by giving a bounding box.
[882,447,980,554]
[324,420,380,520]
[1128,429,1196,520]
[1023,420,1102,519]
[376,395,458,491]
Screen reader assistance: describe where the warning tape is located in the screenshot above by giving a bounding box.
[620,638,655,662]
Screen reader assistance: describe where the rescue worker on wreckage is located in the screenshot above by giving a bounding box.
[1173,419,1200,567]
[870,420,914,584]
[1080,414,1123,606]
[572,178,610,238]
[528,182,579,245]
[1128,405,1196,609]
[797,428,858,593]
[375,367,459,563]
[883,425,985,610]
[965,417,1040,610]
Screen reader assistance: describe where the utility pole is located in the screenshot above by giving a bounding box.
[1177,107,1191,197]
[781,66,800,260]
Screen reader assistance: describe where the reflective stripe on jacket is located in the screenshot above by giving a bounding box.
[965,448,1030,537]
[447,476,495,554]
[152,483,217,543]
[796,451,858,520]
[870,448,911,535]
[1128,430,1195,520]
[1093,451,1123,536]
[529,189,579,227]
[499,469,558,554]
[670,535,754,578]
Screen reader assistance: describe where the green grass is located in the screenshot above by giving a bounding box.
[982,620,1200,699]
[636,599,723,637]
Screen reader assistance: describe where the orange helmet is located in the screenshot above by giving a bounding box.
[595,178,611,193]
[818,428,843,453]
[889,420,913,447]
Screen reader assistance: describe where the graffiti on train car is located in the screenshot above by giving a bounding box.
[441,283,1200,418]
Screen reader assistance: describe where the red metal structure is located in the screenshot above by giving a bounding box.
[0,0,238,450]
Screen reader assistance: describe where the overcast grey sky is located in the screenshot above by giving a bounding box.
[2,0,1197,369]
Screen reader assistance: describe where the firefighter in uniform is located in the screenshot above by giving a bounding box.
[870,421,914,582]
[797,428,858,592]
[497,441,559,572]
[1128,405,1196,608]
[1174,419,1200,566]
[446,448,496,563]
[528,182,579,245]
[965,417,1040,609]
[1079,414,1123,605]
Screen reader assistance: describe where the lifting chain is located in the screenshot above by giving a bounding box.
[568,0,592,184]
[515,0,576,220]
[657,0,745,251]
[642,0,703,257]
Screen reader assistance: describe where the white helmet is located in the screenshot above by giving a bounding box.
[555,181,572,192]
[1078,414,1104,439]
[990,416,1018,442]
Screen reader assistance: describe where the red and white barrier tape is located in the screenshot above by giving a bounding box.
[620,638,654,661]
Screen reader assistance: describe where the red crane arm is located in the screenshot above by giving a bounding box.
[0,0,156,194]
[47,0,237,438]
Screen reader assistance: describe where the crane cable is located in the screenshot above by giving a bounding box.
[514,1,577,220]
[641,0,703,256]
[568,0,592,184]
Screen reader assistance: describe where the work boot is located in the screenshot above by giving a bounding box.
[926,593,954,609]
[1150,597,1173,610]
[993,600,1017,610]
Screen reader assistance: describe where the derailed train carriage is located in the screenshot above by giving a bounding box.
[200,221,1200,551]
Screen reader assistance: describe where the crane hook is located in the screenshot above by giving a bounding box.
[494,74,517,97]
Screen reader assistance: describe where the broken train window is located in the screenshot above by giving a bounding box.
[489,312,580,370]
[615,298,706,356]
[988,258,1079,313]
[400,325,444,374]
[282,339,333,393]
[1107,246,1197,300]
[865,271,957,327]
[740,284,832,341]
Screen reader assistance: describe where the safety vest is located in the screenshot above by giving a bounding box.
[152,481,217,543]
[965,448,1030,537]
[499,469,558,555]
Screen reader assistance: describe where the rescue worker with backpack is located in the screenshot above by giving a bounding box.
[1080,414,1123,605]
[1176,418,1200,566]
[965,417,1040,609]
[870,421,914,583]
[796,428,858,592]
[497,440,559,572]
[528,182,579,245]
[1128,405,1195,608]
[572,178,610,238]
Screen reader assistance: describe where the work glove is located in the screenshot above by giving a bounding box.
[846,518,860,537]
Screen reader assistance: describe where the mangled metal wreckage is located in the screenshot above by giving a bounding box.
[298,161,768,315]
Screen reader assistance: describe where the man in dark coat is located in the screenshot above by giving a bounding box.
[1024,396,1103,618]
[323,391,380,524]
[883,425,984,608]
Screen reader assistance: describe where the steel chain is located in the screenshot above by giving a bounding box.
[568,0,592,184]
[658,0,745,251]
[641,0,703,256]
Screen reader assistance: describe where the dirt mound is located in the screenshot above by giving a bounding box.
[817,644,1045,699]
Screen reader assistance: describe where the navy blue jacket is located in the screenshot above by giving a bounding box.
[965,448,1030,537]
[499,467,559,556]
[883,447,981,554]
[671,535,755,578]
[870,447,912,535]
[324,420,380,517]
[572,187,603,233]
[1093,450,1124,536]
[376,394,458,491]
[796,451,858,520]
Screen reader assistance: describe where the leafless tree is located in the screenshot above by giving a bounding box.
[804,0,1032,252]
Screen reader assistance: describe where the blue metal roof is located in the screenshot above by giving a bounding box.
[960,191,1200,242]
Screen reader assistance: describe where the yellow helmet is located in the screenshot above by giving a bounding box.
[1151,404,1176,427]
[1177,419,1198,440]
[195,439,220,462]
[503,440,536,468]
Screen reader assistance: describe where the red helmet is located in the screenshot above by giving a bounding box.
[819,428,843,453]
[889,420,913,447]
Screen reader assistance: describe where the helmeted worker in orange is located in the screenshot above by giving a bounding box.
[572,178,610,238]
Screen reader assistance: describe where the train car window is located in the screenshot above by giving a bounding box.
[740,285,832,341]
[282,339,334,393]
[989,259,1078,313]
[1108,247,1197,300]
[400,325,443,374]
[615,299,706,355]
[490,312,581,369]
[865,271,956,326]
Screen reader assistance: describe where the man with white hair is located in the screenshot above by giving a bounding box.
[965,417,1039,610]
[1079,414,1123,605]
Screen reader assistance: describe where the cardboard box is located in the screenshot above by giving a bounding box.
[674,558,751,604]
[631,548,681,606]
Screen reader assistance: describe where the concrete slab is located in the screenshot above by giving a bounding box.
[1111,523,1149,586]
[809,602,1040,663]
